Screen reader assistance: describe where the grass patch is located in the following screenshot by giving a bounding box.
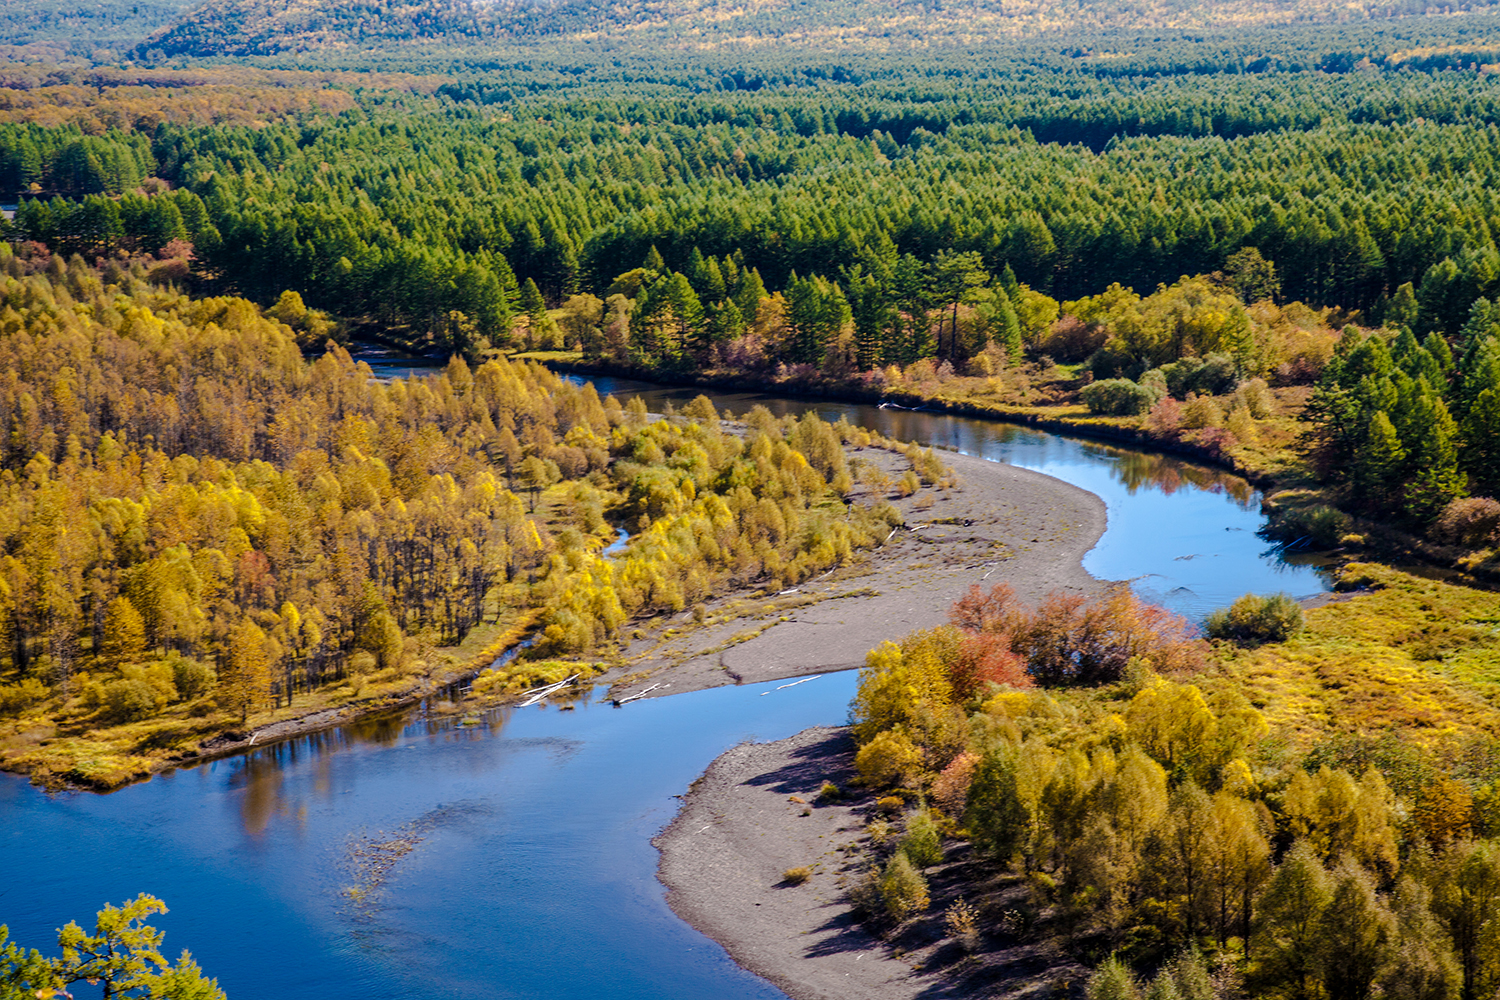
[469,658,609,700]
[1213,563,1500,753]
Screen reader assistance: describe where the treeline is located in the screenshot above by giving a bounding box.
[12,54,1500,352]
[848,582,1500,998]
[0,125,153,198]
[9,68,1500,340]
[0,250,899,761]
[1305,313,1500,524]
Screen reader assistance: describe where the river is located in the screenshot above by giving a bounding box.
[0,351,1332,1000]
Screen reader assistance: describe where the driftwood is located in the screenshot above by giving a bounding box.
[760,675,821,696]
[612,682,664,707]
[519,673,580,708]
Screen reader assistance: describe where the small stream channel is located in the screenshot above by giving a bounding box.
[0,349,1332,1000]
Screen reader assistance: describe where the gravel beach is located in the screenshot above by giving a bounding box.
[654,449,1108,1000]
[605,448,1109,701]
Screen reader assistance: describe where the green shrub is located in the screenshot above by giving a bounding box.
[1266,500,1351,549]
[1081,378,1158,416]
[1139,367,1169,403]
[168,654,217,701]
[103,679,159,723]
[817,781,841,802]
[879,852,930,923]
[1204,592,1304,646]
[848,867,884,915]
[1087,955,1142,1000]
[899,808,944,868]
[1161,352,1238,398]
[1087,342,1140,381]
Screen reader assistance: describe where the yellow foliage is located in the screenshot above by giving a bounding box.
[855,726,927,789]
[852,634,954,745]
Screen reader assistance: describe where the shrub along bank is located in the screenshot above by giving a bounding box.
[837,565,1500,997]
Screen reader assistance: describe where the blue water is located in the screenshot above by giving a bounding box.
[572,373,1333,620]
[0,675,856,1000]
[0,353,1333,1000]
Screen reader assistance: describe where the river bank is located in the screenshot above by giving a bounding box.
[599,448,1107,702]
[649,446,1108,1000]
[533,352,1500,590]
[533,352,1285,488]
[657,727,1088,1000]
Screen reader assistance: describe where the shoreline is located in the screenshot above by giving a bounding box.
[600,449,1108,702]
[657,728,1090,1000]
[183,434,1111,776]
[6,436,1106,791]
[532,353,1500,589]
[654,449,1108,1000]
[537,353,1278,487]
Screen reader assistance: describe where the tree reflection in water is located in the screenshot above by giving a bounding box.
[1104,446,1258,506]
[223,704,514,838]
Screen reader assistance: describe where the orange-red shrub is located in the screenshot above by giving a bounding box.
[947,584,1203,688]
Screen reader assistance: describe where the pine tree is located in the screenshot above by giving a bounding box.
[1455,336,1500,418]
[519,277,547,328]
[665,271,705,357]
[1000,262,1021,302]
[43,895,225,1000]
[1462,387,1500,495]
[991,288,1023,360]
[1353,410,1406,505]
[735,267,767,326]
[1387,281,1420,330]
[931,249,988,363]
[846,266,892,371]
[1400,393,1468,523]
[784,273,849,366]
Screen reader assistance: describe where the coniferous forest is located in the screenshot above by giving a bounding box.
[9,0,1500,997]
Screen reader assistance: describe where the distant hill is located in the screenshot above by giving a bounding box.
[137,0,491,57]
[138,0,1500,57]
[0,0,199,54]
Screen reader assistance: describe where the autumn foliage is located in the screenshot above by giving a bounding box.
[850,576,1500,1000]
[950,582,1206,686]
[0,250,900,783]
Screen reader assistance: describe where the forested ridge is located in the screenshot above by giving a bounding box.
[129,0,1500,58]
